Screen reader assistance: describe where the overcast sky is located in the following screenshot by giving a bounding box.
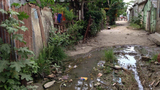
[123,0,134,3]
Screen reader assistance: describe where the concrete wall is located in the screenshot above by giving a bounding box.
[133,4,139,17]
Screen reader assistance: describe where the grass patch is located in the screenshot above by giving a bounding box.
[149,54,158,63]
[129,23,141,30]
[104,49,116,63]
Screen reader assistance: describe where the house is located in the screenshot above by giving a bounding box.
[128,2,138,22]
[156,0,160,34]
[143,0,157,33]
[133,3,139,18]
[129,7,133,22]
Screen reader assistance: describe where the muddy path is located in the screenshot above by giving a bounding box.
[33,21,160,90]
[66,21,156,57]
[47,45,160,90]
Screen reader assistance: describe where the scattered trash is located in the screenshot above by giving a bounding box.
[27,81,33,85]
[155,81,160,87]
[68,65,72,68]
[94,82,101,87]
[154,62,160,65]
[97,73,103,77]
[58,71,62,74]
[80,77,88,81]
[150,80,156,87]
[62,83,67,87]
[97,61,105,67]
[114,65,122,70]
[62,75,69,80]
[47,74,55,78]
[113,82,117,86]
[73,65,77,68]
[43,80,55,89]
[69,79,73,82]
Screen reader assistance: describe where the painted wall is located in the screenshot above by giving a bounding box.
[143,0,152,31]
[150,7,157,33]
[156,0,160,34]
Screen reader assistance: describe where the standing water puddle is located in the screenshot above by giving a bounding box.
[47,45,160,90]
[116,46,143,90]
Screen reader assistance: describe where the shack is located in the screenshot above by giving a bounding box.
[143,0,157,33]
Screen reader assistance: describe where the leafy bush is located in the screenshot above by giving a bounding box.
[67,22,84,44]
[130,13,143,28]
[49,29,70,47]
[64,9,75,21]
[85,9,103,36]
[36,44,67,77]
[0,9,38,89]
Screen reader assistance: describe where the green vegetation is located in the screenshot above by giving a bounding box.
[0,9,38,90]
[129,23,141,29]
[149,54,158,63]
[67,22,84,43]
[130,13,143,29]
[104,49,116,63]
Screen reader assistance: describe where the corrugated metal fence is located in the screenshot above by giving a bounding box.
[0,0,54,57]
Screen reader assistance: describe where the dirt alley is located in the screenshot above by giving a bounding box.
[67,21,157,56]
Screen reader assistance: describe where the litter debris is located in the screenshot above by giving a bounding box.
[97,73,103,77]
[155,81,160,87]
[80,77,88,81]
[113,82,117,86]
[114,65,122,70]
[150,80,156,87]
[47,74,55,78]
[69,79,73,82]
[27,81,33,85]
[62,75,69,80]
[62,83,67,87]
[68,65,72,68]
[43,80,55,89]
[73,65,77,68]
[97,61,105,67]
[94,82,101,87]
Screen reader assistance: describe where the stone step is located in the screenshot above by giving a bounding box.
[148,32,160,46]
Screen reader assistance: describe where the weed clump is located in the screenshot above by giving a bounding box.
[104,49,116,63]
[149,54,158,63]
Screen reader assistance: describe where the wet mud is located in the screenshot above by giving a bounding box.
[41,45,160,90]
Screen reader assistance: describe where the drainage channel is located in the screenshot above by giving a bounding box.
[116,46,143,90]
[47,45,160,90]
